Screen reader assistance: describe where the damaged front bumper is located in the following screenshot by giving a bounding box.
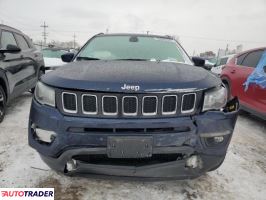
[28,98,238,179]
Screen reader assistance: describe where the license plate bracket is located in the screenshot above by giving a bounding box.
[107,136,153,158]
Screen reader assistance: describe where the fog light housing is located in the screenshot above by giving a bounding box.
[205,135,227,147]
[214,136,224,143]
[32,124,56,143]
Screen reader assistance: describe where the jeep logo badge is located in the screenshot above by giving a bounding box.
[121,84,140,91]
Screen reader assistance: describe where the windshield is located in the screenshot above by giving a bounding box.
[42,49,67,58]
[216,57,228,66]
[207,57,217,65]
[76,35,192,64]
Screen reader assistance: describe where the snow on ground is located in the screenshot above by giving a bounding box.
[0,93,265,200]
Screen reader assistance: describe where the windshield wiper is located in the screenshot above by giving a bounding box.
[76,56,100,61]
[113,58,150,61]
[76,57,150,61]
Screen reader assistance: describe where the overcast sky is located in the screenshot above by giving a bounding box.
[0,0,265,55]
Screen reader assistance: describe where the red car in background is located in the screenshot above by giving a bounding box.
[221,47,266,120]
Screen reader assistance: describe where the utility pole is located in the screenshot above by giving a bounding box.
[217,48,220,60]
[73,33,76,49]
[225,44,229,55]
[40,21,48,46]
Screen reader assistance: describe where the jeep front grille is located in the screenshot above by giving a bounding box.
[122,96,138,116]
[82,94,97,114]
[142,96,158,115]
[181,93,196,113]
[60,91,201,118]
[162,95,177,115]
[62,92,77,113]
[102,96,118,115]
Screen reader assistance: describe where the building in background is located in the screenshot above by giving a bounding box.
[34,40,80,51]
[199,51,216,59]
[217,44,243,58]
[236,44,243,53]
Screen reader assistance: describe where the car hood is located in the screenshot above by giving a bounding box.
[41,60,221,93]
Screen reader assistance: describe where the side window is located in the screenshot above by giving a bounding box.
[0,31,17,49]
[15,34,30,50]
[236,53,248,65]
[241,50,264,68]
[220,57,228,65]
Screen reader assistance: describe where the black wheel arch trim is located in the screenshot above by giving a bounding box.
[221,76,233,99]
[0,69,10,103]
[221,76,231,87]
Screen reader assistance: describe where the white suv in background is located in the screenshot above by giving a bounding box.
[211,54,235,75]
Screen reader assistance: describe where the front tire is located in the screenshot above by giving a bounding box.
[0,85,6,123]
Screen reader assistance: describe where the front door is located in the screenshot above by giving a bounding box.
[238,50,264,110]
[0,30,31,98]
[249,51,266,114]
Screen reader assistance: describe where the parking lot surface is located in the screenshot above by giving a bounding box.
[0,93,265,200]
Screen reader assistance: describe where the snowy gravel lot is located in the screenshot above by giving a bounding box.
[0,93,265,200]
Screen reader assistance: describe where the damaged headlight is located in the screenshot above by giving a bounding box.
[35,82,55,107]
[202,86,227,112]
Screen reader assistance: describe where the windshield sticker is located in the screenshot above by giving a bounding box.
[243,50,266,91]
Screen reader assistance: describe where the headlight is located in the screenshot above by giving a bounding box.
[35,82,55,107]
[202,86,227,112]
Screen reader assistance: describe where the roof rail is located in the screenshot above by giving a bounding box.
[0,24,22,33]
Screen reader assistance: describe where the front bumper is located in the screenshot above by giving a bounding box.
[28,99,238,179]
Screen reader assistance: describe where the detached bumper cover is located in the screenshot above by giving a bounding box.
[41,150,225,179]
[29,99,238,179]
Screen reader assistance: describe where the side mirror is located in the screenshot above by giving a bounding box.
[0,44,21,54]
[61,53,75,63]
[192,57,205,67]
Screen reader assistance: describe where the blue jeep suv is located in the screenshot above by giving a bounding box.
[28,33,238,179]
